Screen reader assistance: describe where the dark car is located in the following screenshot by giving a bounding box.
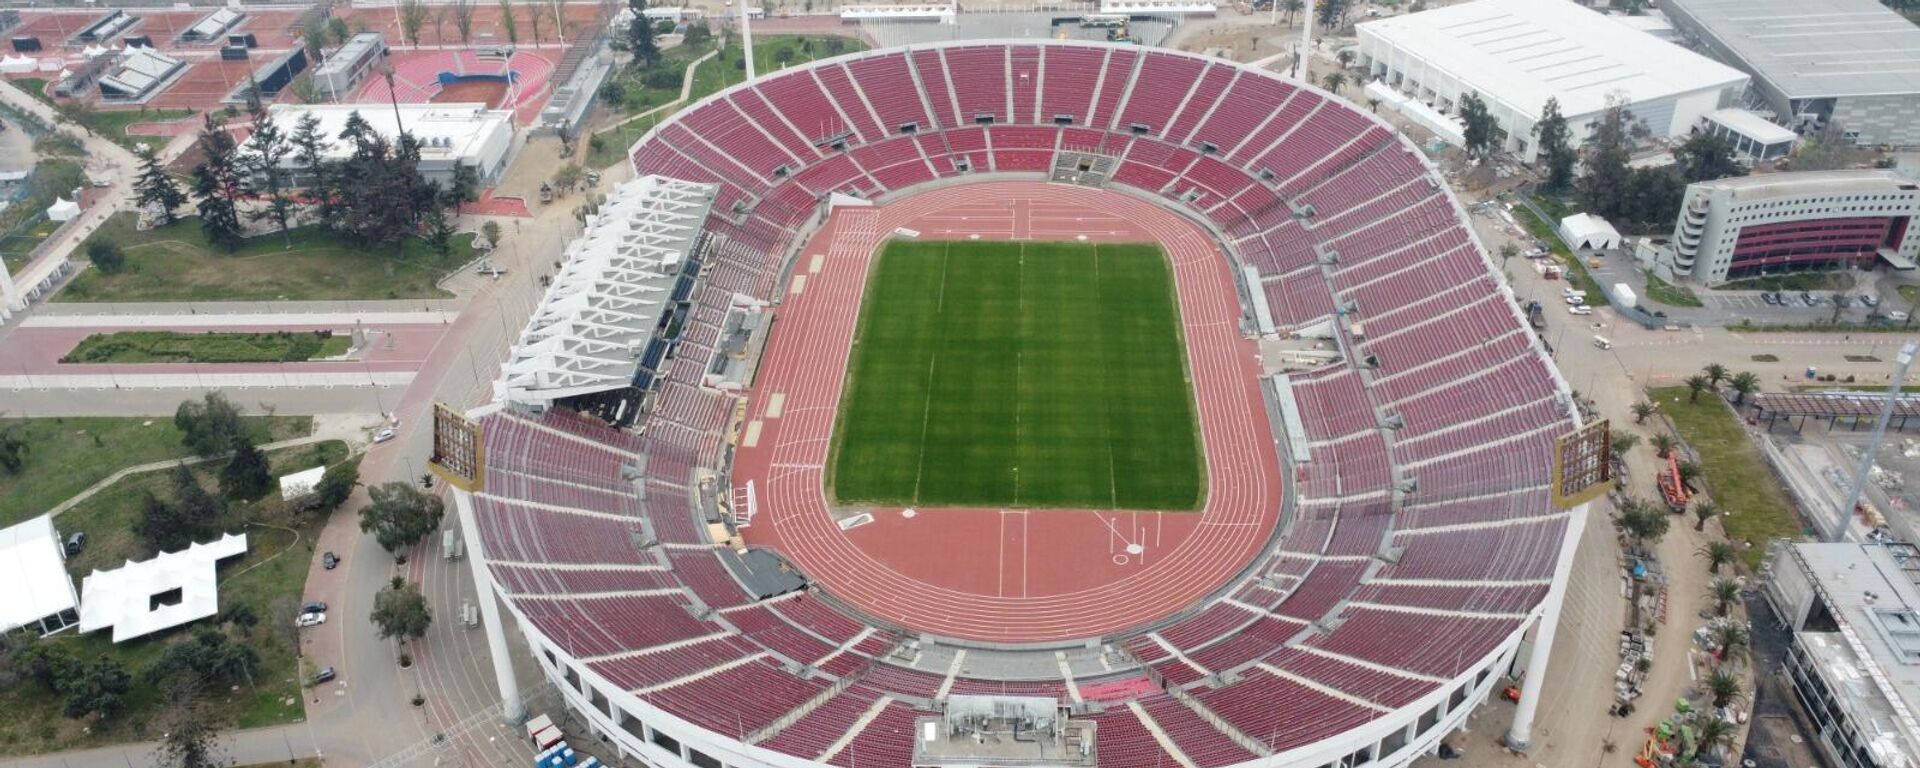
[64,531,86,556]
[309,666,336,685]
[322,551,339,570]
[302,601,328,614]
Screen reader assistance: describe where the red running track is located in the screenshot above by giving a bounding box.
[734,182,1285,644]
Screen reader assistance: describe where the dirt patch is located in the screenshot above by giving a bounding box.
[433,78,508,108]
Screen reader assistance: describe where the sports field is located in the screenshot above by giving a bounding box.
[828,240,1202,510]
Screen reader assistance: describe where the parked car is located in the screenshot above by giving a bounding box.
[373,429,396,444]
[1761,293,1780,305]
[322,551,340,570]
[1566,295,1585,306]
[1862,295,1880,308]
[302,601,328,614]
[296,612,327,628]
[1568,305,1593,316]
[64,531,86,556]
[309,666,336,685]
[1889,311,1910,322]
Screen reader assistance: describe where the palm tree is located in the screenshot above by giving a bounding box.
[1699,540,1736,573]
[1711,622,1751,664]
[1692,500,1721,532]
[1729,371,1761,406]
[1610,431,1640,462]
[1696,717,1738,760]
[1704,363,1729,389]
[1678,460,1702,487]
[1335,49,1354,69]
[1631,401,1656,424]
[1283,0,1303,26]
[1708,576,1741,617]
[1366,98,1380,114]
[1685,374,1711,403]
[1706,668,1744,708]
[1322,72,1347,94]
[1652,433,1677,458]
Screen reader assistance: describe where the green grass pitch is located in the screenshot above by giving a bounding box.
[827,240,1203,511]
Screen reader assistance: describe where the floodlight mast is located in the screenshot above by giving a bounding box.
[1832,341,1918,542]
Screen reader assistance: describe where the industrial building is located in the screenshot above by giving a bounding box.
[1355,0,1750,162]
[1666,170,1920,285]
[1698,108,1798,163]
[95,47,184,102]
[1764,541,1920,768]
[237,103,517,186]
[1656,0,1920,149]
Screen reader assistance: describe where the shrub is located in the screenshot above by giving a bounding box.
[86,241,127,274]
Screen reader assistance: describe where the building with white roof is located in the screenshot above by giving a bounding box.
[1656,0,1920,149]
[78,533,248,643]
[0,515,81,636]
[494,174,717,426]
[312,32,385,100]
[1667,169,1920,285]
[1765,540,1920,768]
[1355,0,1750,162]
[1699,108,1798,162]
[238,102,517,185]
[97,46,184,101]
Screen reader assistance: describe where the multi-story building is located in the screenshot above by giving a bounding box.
[1656,0,1920,149]
[1356,0,1750,163]
[1667,170,1920,285]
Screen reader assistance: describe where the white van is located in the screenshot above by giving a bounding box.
[1593,336,1612,350]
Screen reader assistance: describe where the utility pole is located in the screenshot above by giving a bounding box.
[1834,340,1917,542]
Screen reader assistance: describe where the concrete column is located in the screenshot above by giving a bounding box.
[0,244,21,315]
[454,490,527,724]
[1504,500,1590,752]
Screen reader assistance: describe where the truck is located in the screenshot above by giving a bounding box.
[1614,283,1638,309]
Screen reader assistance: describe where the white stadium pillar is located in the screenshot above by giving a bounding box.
[1504,500,1590,752]
[455,490,527,724]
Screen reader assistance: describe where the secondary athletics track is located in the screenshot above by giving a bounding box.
[734,181,1286,644]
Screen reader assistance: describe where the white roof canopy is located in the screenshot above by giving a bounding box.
[495,174,717,405]
[79,533,248,642]
[0,515,81,635]
[1560,213,1623,250]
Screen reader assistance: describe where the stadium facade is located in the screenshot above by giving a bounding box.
[446,40,1590,768]
[1666,170,1920,285]
[1655,0,1920,149]
[1355,0,1749,163]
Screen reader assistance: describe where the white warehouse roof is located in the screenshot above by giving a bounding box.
[240,103,514,165]
[1659,0,1920,99]
[495,175,718,404]
[0,515,80,635]
[1358,0,1749,119]
[79,533,248,642]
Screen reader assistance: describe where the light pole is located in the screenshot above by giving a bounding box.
[1833,341,1918,542]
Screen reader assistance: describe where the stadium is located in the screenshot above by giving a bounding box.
[436,39,1588,768]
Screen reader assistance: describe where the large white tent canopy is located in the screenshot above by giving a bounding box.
[0,515,81,636]
[79,533,248,642]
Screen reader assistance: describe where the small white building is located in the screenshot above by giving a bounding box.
[1698,108,1798,163]
[1560,213,1622,251]
[45,197,80,222]
[312,32,385,100]
[238,102,517,186]
[0,515,81,636]
[1356,0,1750,162]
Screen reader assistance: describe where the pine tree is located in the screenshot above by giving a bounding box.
[191,114,244,252]
[628,0,660,67]
[241,101,296,242]
[1533,97,1576,192]
[132,144,187,224]
[290,111,335,229]
[1577,98,1637,222]
[218,435,273,501]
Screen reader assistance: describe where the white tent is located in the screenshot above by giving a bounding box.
[0,55,36,74]
[1559,213,1623,251]
[278,466,325,501]
[79,533,248,642]
[0,515,81,636]
[46,197,81,222]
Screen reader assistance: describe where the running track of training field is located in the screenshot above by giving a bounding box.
[735,182,1286,644]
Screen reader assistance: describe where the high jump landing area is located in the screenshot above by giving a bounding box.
[733,182,1287,645]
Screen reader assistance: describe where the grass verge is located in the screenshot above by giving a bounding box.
[59,213,476,302]
[1513,202,1603,299]
[1644,274,1703,307]
[1716,272,1854,293]
[1649,386,1803,571]
[62,331,352,364]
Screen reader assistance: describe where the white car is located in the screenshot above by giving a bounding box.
[1890,311,1910,322]
[296,611,327,628]
[1565,295,1585,306]
[1568,305,1593,315]
[373,429,396,444]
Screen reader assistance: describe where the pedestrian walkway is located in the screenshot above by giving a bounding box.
[0,370,414,390]
[22,311,455,328]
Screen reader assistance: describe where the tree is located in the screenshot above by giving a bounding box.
[191,113,246,252]
[1706,667,1743,708]
[1678,460,1702,487]
[219,434,273,501]
[1684,374,1710,403]
[1700,540,1736,574]
[683,22,712,49]
[360,481,445,553]
[1321,72,1346,94]
[151,687,228,768]
[628,0,661,67]
[423,196,455,258]
[174,393,245,456]
[1651,432,1677,457]
[1533,97,1575,192]
[1703,363,1729,389]
[53,99,95,136]
[0,427,26,474]
[1710,622,1750,663]
[1459,93,1499,163]
[1282,0,1303,25]
[312,458,361,514]
[498,0,519,44]
[86,241,127,274]
[139,465,223,553]
[1686,499,1721,532]
[60,657,132,720]
[1610,430,1640,463]
[449,163,479,214]
[1695,717,1737,760]
[145,626,259,690]
[240,100,296,242]
[1334,49,1354,69]
[398,0,431,46]
[450,0,476,43]
[1631,401,1656,424]
[1577,98,1637,222]
[133,144,188,224]
[1708,576,1741,617]
[372,579,433,641]
[1316,0,1348,30]
[553,162,585,191]
[1498,242,1519,263]
[1621,166,1686,229]
[1728,371,1761,406]
[481,220,503,248]
[1613,497,1670,554]
[325,16,351,51]
[302,24,328,68]
[523,0,545,43]
[1675,131,1747,183]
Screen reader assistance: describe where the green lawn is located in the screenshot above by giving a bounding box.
[58,213,477,302]
[829,241,1202,510]
[1644,273,1703,308]
[62,330,352,364]
[1650,386,1803,571]
[0,157,86,273]
[0,442,349,756]
[1716,272,1854,293]
[0,415,312,526]
[1514,202,1603,299]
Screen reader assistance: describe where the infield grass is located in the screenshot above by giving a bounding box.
[828,240,1202,510]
